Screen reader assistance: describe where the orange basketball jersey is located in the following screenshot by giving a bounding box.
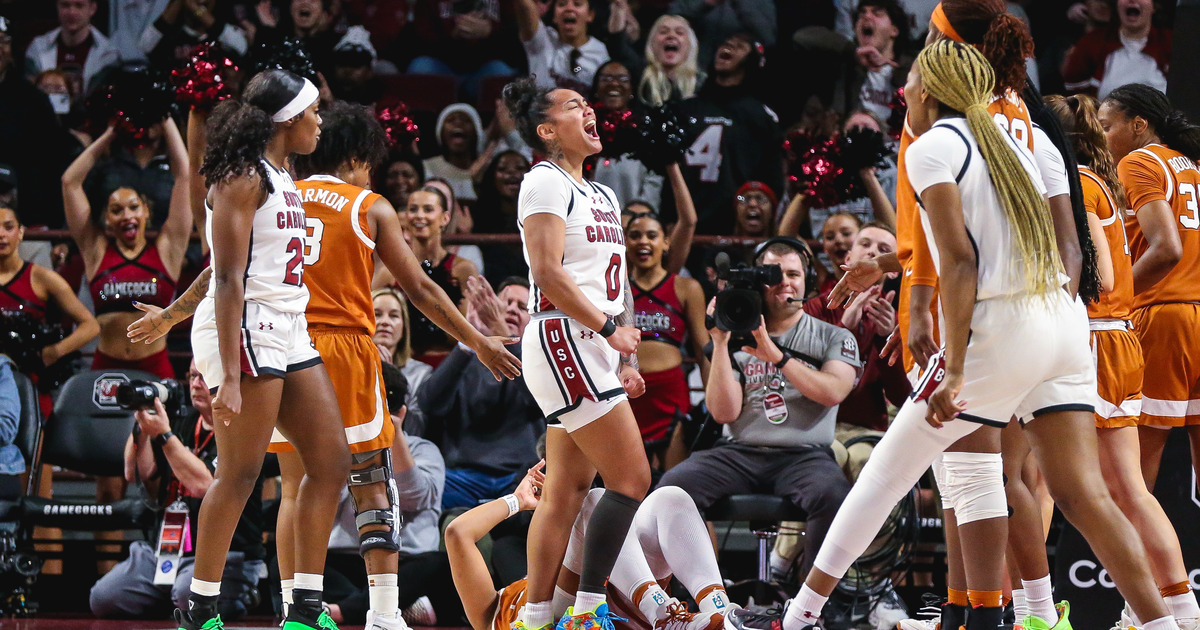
[1079,166,1134,320]
[297,175,382,332]
[1119,144,1200,308]
[895,91,1034,371]
[493,578,527,630]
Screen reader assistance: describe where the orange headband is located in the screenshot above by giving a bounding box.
[931,3,964,43]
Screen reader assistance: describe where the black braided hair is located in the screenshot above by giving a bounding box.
[292,100,387,180]
[1023,79,1101,304]
[1104,83,1200,163]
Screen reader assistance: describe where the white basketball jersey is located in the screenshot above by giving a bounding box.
[517,161,627,316]
[905,117,1055,301]
[205,160,310,313]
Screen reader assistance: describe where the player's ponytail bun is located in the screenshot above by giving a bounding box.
[200,69,311,193]
[940,0,1032,96]
[502,76,554,154]
[917,39,1061,297]
[1105,84,1200,163]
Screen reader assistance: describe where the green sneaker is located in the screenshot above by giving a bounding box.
[174,608,223,630]
[1022,601,1072,630]
[283,609,340,630]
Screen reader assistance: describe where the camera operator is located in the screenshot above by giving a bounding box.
[658,238,861,581]
[89,361,265,620]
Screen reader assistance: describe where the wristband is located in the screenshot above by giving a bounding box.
[502,494,521,517]
[152,431,175,449]
[598,318,617,338]
[774,354,792,370]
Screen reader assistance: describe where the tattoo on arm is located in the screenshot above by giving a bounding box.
[618,285,639,370]
[163,267,211,322]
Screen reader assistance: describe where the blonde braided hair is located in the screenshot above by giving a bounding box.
[916,39,1061,296]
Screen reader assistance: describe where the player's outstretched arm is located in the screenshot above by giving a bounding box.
[127,266,211,344]
[368,197,521,380]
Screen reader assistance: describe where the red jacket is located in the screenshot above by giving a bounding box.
[1062,26,1171,96]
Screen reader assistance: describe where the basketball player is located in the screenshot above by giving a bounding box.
[502,76,651,630]
[1100,84,1200,629]
[1049,92,1200,630]
[131,101,520,630]
[726,40,1175,630]
[176,69,351,630]
[448,466,729,630]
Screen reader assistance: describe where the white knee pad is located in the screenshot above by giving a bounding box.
[931,453,953,510]
[939,452,1007,525]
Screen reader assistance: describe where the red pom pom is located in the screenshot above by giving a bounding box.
[784,130,844,207]
[171,43,238,111]
[592,103,638,158]
[376,102,420,150]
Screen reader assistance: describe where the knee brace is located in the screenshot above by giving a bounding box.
[939,452,1007,525]
[348,449,402,555]
[931,454,953,511]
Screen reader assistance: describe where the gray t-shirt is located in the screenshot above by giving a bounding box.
[726,315,861,448]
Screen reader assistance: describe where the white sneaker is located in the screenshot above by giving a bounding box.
[402,595,438,626]
[869,584,909,630]
[895,621,938,630]
[367,610,412,630]
[655,601,725,630]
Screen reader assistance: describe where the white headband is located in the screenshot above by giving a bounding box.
[271,79,320,123]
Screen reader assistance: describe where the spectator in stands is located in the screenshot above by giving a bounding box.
[795,0,912,124]
[373,288,434,435]
[834,0,935,42]
[327,28,384,106]
[24,0,119,99]
[342,0,409,58]
[35,69,91,149]
[516,0,610,93]
[425,177,487,277]
[141,0,249,71]
[778,111,897,240]
[419,276,544,510]
[406,0,520,101]
[658,238,859,581]
[473,150,533,286]
[325,365,458,627]
[638,15,702,107]
[1062,0,1170,99]
[379,152,426,212]
[0,354,24,501]
[1066,0,1113,33]
[731,181,776,237]
[107,0,169,63]
[668,0,775,69]
[89,362,265,620]
[671,33,782,235]
[425,103,487,205]
[810,212,863,292]
[590,61,665,213]
[803,223,908,480]
[0,16,70,228]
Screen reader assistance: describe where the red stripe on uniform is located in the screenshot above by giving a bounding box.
[538,291,556,312]
[239,331,257,377]
[543,319,594,403]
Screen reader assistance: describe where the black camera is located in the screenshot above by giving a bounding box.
[116,379,185,416]
[710,252,782,345]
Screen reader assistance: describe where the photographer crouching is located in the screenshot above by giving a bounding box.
[89,362,265,620]
[658,238,862,582]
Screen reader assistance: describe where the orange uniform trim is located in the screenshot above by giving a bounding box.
[967,590,1003,608]
[947,589,969,607]
[931,3,964,43]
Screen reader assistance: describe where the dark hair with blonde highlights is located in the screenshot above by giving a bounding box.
[1044,94,1128,210]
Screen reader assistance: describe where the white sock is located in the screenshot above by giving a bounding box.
[552,586,575,619]
[697,586,729,614]
[191,578,222,597]
[281,578,295,605]
[770,550,791,575]
[783,586,826,630]
[369,573,400,616]
[574,591,606,615]
[634,582,672,622]
[294,572,324,592]
[1012,589,1027,621]
[523,600,553,629]
[1143,616,1180,630]
[1021,575,1056,625]
[1167,592,1200,621]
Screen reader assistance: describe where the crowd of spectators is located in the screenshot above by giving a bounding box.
[0,0,1183,624]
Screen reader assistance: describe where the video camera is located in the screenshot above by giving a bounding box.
[117,379,189,419]
[709,252,782,348]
